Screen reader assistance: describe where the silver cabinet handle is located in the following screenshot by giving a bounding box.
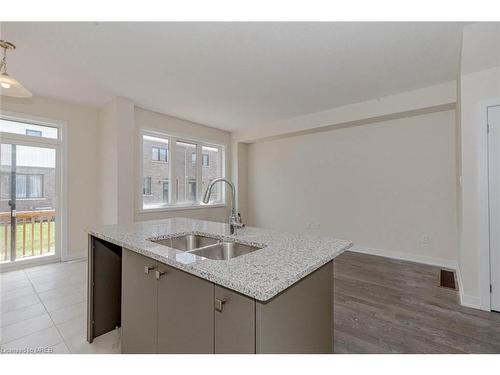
[144,265,155,275]
[155,270,166,280]
[215,298,227,312]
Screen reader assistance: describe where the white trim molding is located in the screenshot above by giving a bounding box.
[0,254,60,272]
[455,265,482,309]
[61,250,86,262]
[350,244,458,270]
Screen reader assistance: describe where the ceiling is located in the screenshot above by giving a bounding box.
[1,22,465,131]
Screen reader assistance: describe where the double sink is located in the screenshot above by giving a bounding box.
[150,233,264,260]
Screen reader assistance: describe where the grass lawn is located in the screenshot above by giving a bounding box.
[0,221,55,261]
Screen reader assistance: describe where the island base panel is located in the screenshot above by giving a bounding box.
[87,236,122,343]
[256,261,333,354]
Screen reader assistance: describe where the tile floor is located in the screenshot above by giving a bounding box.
[1,259,119,354]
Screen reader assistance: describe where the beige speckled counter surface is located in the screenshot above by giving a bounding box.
[87,218,352,301]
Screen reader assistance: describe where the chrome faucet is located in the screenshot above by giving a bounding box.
[203,178,244,235]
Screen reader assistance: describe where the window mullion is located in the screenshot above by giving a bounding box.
[196,143,202,203]
[169,137,176,205]
[220,146,225,204]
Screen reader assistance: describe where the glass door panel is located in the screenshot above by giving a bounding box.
[0,142,57,262]
[0,144,13,262]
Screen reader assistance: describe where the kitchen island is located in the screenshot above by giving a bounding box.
[87,218,352,354]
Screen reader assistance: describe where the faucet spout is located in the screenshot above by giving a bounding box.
[203,178,244,234]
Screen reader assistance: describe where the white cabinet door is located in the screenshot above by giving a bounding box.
[488,105,500,311]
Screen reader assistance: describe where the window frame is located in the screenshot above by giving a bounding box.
[139,130,226,212]
[0,116,60,142]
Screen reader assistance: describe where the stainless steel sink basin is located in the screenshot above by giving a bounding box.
[189,241,263,260]
[150,234,219,251]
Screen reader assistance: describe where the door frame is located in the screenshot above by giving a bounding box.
[0,111,67,272]
[487,103,500,311]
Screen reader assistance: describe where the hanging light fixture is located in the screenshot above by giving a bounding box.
[0,40,32,98]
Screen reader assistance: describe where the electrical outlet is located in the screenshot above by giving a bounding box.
[420,234,430,248]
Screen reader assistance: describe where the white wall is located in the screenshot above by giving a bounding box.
[459,67,500,307]
[134,107,231,223]
[229,139,249,221]
[0,95,101,260]
[458,22,500,309]
[247,110,458,265]
[461,23,500,75]
[99,97,135,225]
[237,143,249,222]
[98,100,118,225]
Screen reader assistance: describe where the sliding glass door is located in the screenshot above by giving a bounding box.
[0,117,61,265]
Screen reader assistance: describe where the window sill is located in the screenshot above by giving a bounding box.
[139,202,227,214]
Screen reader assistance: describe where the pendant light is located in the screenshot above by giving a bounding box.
[0,40,32,98]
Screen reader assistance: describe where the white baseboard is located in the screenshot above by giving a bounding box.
[62,251,87,262]
[459,294,482,309]
[0,254,60,272]
[349,245,483,311]
[350,245,458,270]
[1,252,86,273]
[454,265,482,309]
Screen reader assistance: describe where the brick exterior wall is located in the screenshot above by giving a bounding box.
[0,166,56,211]
[142,139,222,207]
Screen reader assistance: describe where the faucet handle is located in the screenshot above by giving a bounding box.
[231,213,245,228]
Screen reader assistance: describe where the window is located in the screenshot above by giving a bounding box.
[175,141,197,204]
[162,180,169,202]
[27,175,43,198]
[152,147,168,162]
[201,146,222,203]
[142,135,170,209]
[143,176,152,195]
[1,118,59,139]
[26,129,42,137]
[141,132,224,210]
[0,173,44,199]
[0,173,11,199]
[202,154,209,167]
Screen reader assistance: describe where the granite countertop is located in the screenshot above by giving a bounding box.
[87,218,352,302]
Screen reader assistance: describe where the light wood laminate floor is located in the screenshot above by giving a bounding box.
[333,251,500,353]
